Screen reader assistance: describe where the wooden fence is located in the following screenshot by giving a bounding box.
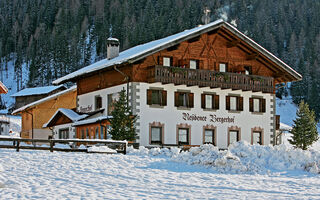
[0,138,127,154]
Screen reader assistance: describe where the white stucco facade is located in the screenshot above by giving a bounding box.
[77,82,276,149]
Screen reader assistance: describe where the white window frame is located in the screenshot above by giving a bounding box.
[219,63,226,72]
[190,60,197,69]
[229,130,239,145]
[163,57,171,67]
[204,129,214,144]
[151,127,162,144]
[205,94,212,109]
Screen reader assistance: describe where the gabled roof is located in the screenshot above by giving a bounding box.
[53,19,301,85]
[43,108,88,128]
[0,81,8,94]
[12,85,77,114]
[11,85,66,97]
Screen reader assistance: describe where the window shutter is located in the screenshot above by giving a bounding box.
[226,96,230,110]
[162,90,167,106]
[249,98,253,112]
[261,98,266,113]
[238,96,243,111]
[188,93,194,108]
[147,89,152,105]
[170,57,173,66]
[214,95,219,110]
[201,94,205,109]
[174,92,179,107]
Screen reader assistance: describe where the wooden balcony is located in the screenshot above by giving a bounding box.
[147,65,274,93]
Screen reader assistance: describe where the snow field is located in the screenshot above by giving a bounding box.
[0,148,320,199]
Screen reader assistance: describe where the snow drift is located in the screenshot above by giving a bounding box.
[128,141,320,174]
[0,163,5,188]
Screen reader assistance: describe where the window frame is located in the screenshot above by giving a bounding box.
[228,126,241,146]
[226,95,243,112]
[219,63,227,72]
[251,127,264,145]
[201,93,219,110]
[189,59,199,69]
[163,57,172,67]
[176,124,191,146]
[147,89,167,107]
[249,97,266,113]
[149,122,164,145]
[95,95,102,110]
[203,125,217,145]
[175,91,194,108]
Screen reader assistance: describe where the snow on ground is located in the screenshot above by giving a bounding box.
[0,143,320,199]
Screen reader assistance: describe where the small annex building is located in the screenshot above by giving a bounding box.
[12,86,77,140]
[50,19,301,149]
[43,108,111,140]
[11,85,66,110]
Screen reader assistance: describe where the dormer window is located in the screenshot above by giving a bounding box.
[163,57,171,67]
[219,63,227,72]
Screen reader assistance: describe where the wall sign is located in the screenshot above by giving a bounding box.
[182,112,235,124]
[80,105,93,112]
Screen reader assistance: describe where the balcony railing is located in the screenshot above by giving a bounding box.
[147,65,274,93]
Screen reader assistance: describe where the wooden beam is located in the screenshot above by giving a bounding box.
[226,40,240,48]
[246,53,259,60]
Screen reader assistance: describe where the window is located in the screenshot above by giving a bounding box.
[150,127,162,144]
[244,66,252,75]
[107,93,120,115]
[106,125,112,139]
[147,89,167,106]
[229,130,240,145]
[226,96,243,111]
[204,129,215,145]
[190,60,199,69]
[95,127,99,139]
[178,128,189,145]
[81,129,85,139]
[175,92,194,108]
[163,57,171,67]
[252,131,262,145]
[95,96,102,110]
[219,63,227,72]
[100,126,104,139]
[249,98,266,113]
[201,94,219,110]
[86,128,89,139]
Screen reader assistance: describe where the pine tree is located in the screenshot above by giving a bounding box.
[289,101,319,150]
[109,89,137,141]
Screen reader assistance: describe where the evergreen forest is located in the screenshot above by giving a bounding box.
[0,0,319,117]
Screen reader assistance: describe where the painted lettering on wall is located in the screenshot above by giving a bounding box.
[80,105,93,112]
[182,112,235,124]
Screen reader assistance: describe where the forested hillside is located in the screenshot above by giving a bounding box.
[0,0,319,116]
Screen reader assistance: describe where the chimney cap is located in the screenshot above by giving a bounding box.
[107,37,119,46]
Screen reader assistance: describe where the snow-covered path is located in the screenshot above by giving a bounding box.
[0,149,319,199]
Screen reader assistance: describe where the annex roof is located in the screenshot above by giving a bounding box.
[0,81,8,94]
[72,116,111,127]
[11,85,66,97]
[53,19,301,85]
[43,108,88,128]
[12,85,77,115]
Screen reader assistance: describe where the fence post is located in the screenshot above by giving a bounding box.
[123,143,127,155]
[50,140,54,152]
[16,140,20,152]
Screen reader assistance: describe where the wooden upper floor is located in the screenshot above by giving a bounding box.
[54,20,301,95]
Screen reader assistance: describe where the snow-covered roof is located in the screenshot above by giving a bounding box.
[280,123,292,131]
[12,85,77,114]
[0,81,8,94]
[53,19,301,85]
[11,85,66,97]
[72,116,111,126]
[43,108,88,128]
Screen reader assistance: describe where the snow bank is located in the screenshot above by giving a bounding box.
[87,146,117,153]
[128,142,320,174]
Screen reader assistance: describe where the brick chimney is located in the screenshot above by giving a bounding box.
[107,37,120,60]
